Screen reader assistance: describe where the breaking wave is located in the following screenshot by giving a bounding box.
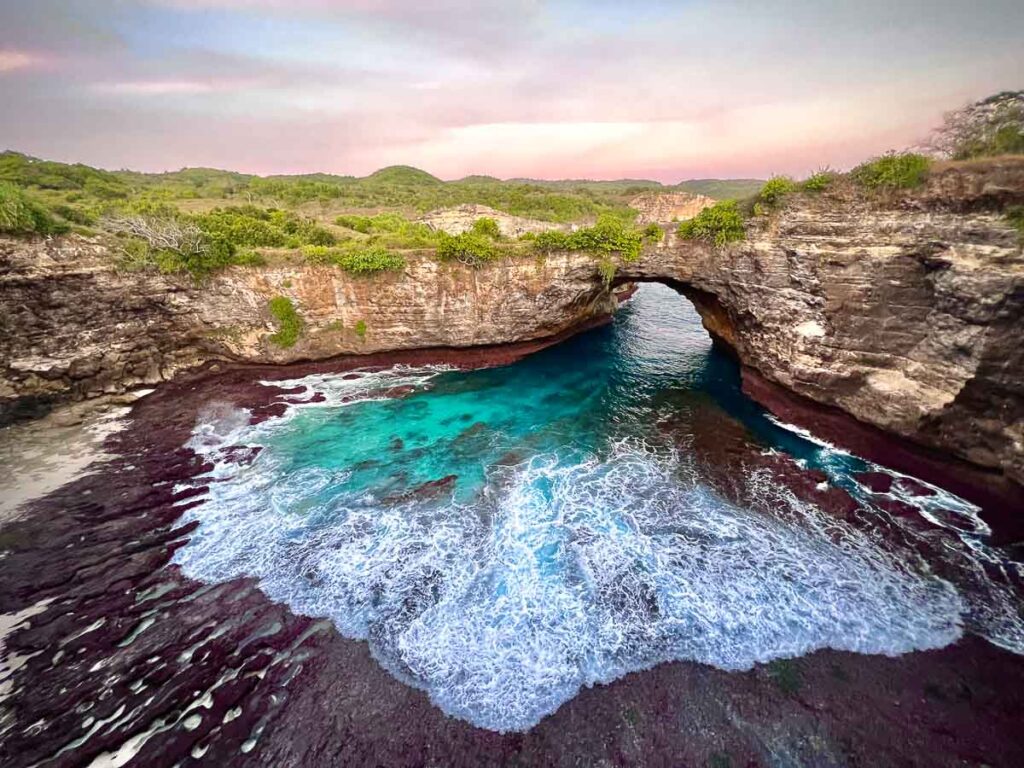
[172,285,1023,731]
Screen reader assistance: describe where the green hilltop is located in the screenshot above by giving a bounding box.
[0,149,764,228]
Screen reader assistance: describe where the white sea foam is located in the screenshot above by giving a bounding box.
[166,370,1024,731]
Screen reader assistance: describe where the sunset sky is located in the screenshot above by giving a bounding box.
[1,0,1022,181]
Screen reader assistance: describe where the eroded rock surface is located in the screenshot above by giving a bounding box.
[2,159,1022,486]
[628,190,716,224]
[416,203,563,237]
[620,160,1024,484]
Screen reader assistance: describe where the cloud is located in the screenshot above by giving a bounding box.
[0,49,57,73]
[1,0,1021,178]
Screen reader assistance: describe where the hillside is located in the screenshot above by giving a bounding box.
[0,151,761,227]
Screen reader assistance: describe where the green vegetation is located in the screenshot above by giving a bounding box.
[0,152,127,200]
[354,319,367,338]
[927,91,1024,160]
[1,151,759,233]
[231,249,267,267]
[0,182,69,236]
[335,212,439,249]
[195,205,335,248]
[642,223,665,241]
[336,247,407,275]
[471,216,502,239]
[268,296,302,348]
[757,176,797,208]
[676,201,746,245]
[533,214,644,262]
[802,168,837,192]
[598,257,617,288]
[436,231,500,267]
[852,152,931,190]
[675,178,765,200]
[302,243,406,274]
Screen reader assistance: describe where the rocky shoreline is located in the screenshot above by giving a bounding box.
[2,340,1023,767]
[4,159,1023,492]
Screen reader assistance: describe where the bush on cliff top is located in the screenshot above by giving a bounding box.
[435,231,500,267]
[852,152,931,190]
[196,205,336,249]
[268,296,302,348]
[676,200,746,245]
[302,244,406,275]
[801,168,837,192]
[0,182,69,236]
[335,212,440,249]
[531,214,644,262]
[471,216,502,240]
[757,176,797,208]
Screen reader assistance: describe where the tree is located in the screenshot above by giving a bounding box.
[923,91,1024,160]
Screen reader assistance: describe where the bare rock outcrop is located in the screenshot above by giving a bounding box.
[416,204,563,237]
[628,191,715,224]
[620,159,1024,483]
[0,239,613,421]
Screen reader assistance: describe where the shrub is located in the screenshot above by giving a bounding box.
[179,234,236,276]
[52,203,97,226]
[530,216,645,262]
[103,213,234,277]
[642,223,664,241]
[301,244,333,264]
[801,169,836,192]
[757,176,797,208]
[268,296,302,348]
[335,214,373,233]
[598,257,616,287]
[676,201,746,245]
[195,206,336,249]
[567,214,644,261]
[532,230,572,252]
[115,237,155,272]
[232,249,266,267]
[471,216,502,239]
[436,231,499,267]
[0,183,69,235]
[333,246,406,275]
[852,152,931,190]
[354,319,367,338]
[335,212,439,249]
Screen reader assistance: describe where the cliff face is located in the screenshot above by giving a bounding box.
[621,159,1024,483]
[629,191,716,224]
[416,204,563,237]
[2,159,1022,484]
[0,242,613,420]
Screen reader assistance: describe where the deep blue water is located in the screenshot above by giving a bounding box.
[176,284,1023,732]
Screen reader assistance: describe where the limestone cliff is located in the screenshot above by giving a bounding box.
[621,159,1024,484]
[416,204,563,237]
[0,240,612,420]
[629,191,716,224]
[2,158,1022,486]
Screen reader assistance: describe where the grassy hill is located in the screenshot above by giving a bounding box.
[675,179,765,200]
[0,149,763,230]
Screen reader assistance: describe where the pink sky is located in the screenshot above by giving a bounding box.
[1,1,1022,181]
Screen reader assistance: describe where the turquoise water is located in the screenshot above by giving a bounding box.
[176,284,1023,732]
